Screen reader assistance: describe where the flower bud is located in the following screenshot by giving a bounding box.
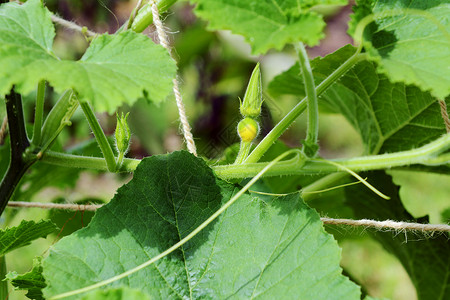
[237,117,259,143]
[240,63,263,117]
[115,112,131,155]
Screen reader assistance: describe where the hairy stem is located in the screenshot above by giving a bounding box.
[129,0,178,33]
[295,42,319,157]
[234,141,252,164]
[41,151,140,172]
[244,52,367,164]
[39,134,450,179]
[217,134,450,179]
[31,80,46,146]
[0,90,36,215]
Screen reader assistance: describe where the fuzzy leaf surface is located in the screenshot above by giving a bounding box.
[190,0,348,54]
[345,171,450,300]
[0,220,57,256]
[268,45,447,154]
[0,0,176,113]
[43,151,360,299]
[349,0,450,99]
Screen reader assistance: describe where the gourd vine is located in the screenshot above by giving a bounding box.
[0,1,449,300]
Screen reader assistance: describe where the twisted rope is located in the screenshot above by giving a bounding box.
[0,116,7,144]
[8,201,450,232]
[151,1,197,156]
[438,99,450,133]
[7,201,101,211]
[321,217,450,233]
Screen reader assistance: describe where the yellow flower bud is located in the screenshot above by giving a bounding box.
[237,117,259,143]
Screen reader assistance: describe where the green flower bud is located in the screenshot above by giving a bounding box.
[237,117,259,143]
[115,112,131,155]
[240,63,263,118]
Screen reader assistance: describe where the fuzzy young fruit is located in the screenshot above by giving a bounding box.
[237,117,259,143]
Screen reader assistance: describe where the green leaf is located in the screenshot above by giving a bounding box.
[81,287,151,300]
[0,0,176,113]
[6,257,46,300]
[349,0,450,99]
[0,220,57,256]
[344,171,450,300]
[268,45,447,154]
[189,0,347,54]
[43,151,360,299]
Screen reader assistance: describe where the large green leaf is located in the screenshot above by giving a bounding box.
[345,171,450,300]
[43,151,360,299]
[268,45,447,154]
[81,287,151,300]
[0,220,57,256]
[189,0,348,54]
[0,0,176,113]
[349,0,450,99]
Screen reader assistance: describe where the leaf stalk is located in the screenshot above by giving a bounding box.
[79,102,117,172]
[295,42,319,157]
[31,80,46,146]
[38,133,450,179]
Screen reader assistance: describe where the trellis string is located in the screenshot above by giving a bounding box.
[438,99,450,132]
[8,201,450,232]
[151,1,197,156]
[0,116,7,144]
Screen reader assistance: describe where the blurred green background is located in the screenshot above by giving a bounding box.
[1,1,449,299]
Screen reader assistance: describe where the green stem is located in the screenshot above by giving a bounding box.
[116,151,125,170]
[217,134,450,179]
[41,151,140,173]
[31,80,46,146]
[234,141,252,164]
[130,0,178,33]
[244,52,367,164]
[125,0,145,30]
[295,42,319,157]
[39,134,450,179]
[79,102,116,172]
